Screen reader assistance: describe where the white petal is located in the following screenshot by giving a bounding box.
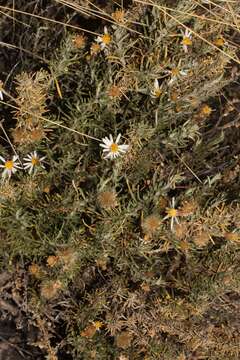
[119,144,129,151]
[13,155,19,161]
[24,163,31,169]
[115,134,121,143]
[100,143,110,149]
[180,70,188,76]
[2,168,8,178]
[101,137,112,145]
[0,156,6,163]
[154,79,159,89]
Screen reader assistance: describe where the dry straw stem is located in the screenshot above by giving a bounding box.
[133,0,240,66]
[0,100,100,142]
[0,8,30,27]
[0,5,100,36]
[194,0,239,29]
[0,40,46,62]
[54,0,144,37]
[0,122,22,165]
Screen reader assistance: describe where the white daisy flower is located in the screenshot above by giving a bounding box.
[168,67,188,85]
[150,79,162,98]
[163,197,180,232]
[0,155,21,179]
[181,29,192,53]
[100,134,129,160]
[23,151,45,174]
[96,26,111,50]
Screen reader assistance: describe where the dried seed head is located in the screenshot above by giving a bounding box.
[12,128,29,144]
[0,182,16,200]
[224,232,240,242]
[158,196,168,209]
[47,255,59,267]
[108,85,122,98]
[28,127,47,142]
[81,323,97,338]
[29,263,42,278]
[57,248,77,266]
[90,43,101,56]
[178,200,198,216]
[72,34,86,49]
[179,239,190,253]
[98,190,117,209]
[175,222,188,239]
[12,126,47,145]
[116,331,133,349]
[112,9,126,23]
[193,231,210,247]
[41,280,62,300]
[142,214,161,235]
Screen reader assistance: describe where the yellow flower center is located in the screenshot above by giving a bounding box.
[102,34,111,45]
[31,157,39,166]
[93,321,103,330]
[5,160,13,170]
[171,68,180,76]
[214,38,224,46]
[201,105,212,116]
[154,89,162,98]
[182,37,192,46]
[166,208,178,217]
[110,143,119,153]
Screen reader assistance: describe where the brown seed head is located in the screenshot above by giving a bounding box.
[108,85,122,98]
[47,255,59,267]
[41,280,62,300]
[116,331,133,349]
[193,231,210,247]
[142,214,161,235]
[72,34,86,49]
[178,200,198,216]
[175,222,188,239]
[224,232,240,242]
[98,190,117,209]
[112,9,126,23]
[29,263,42,278]
[90,43,101,56]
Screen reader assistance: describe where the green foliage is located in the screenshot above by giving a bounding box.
[0,0,240,359]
